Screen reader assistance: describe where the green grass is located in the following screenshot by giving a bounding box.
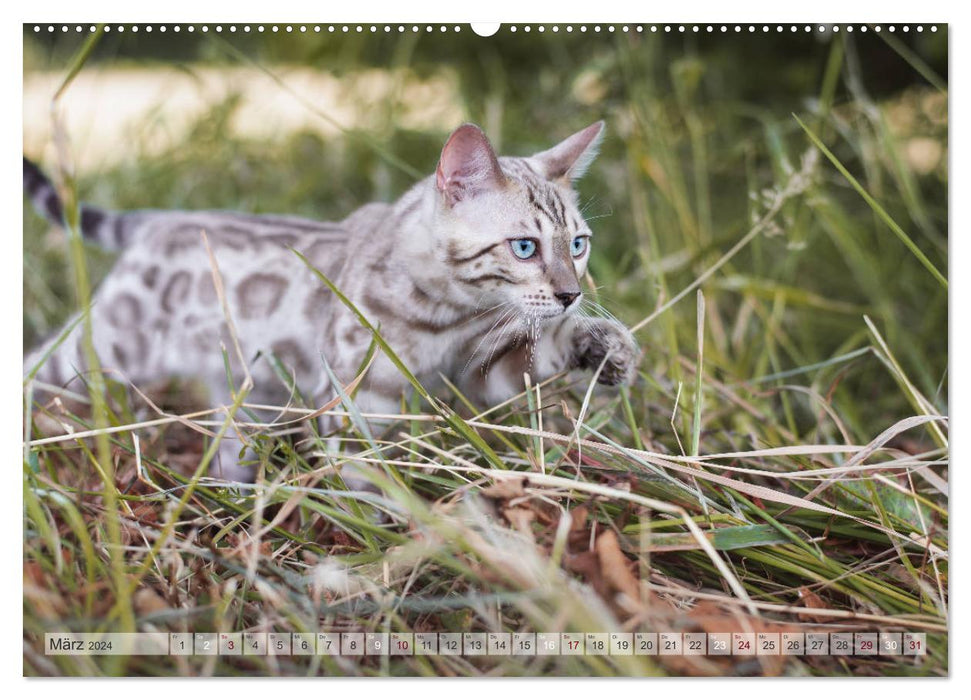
[23,26,947,677]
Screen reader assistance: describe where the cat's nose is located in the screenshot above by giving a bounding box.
[555,291,580,308]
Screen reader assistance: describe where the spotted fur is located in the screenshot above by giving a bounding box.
[24,122,639,480]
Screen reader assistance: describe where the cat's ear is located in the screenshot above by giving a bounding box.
[435,124,506,205]
[532,121,605,183]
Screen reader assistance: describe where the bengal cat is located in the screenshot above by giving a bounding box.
[24,122,639,482]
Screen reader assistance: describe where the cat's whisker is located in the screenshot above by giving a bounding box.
[574,302,609,340]
[592,306,627,334]
[581,211,614,223]
[462,302,514,376]
[578,195,599,216]
[579,297,624,327]
[473,300,508,319]
[471,291,499,316]
[471,304,516,368]
[527,318,544,371]
[481,308,521,376]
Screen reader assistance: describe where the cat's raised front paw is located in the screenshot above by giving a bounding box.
[572,320,640,386]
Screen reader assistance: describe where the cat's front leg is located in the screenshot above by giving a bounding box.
[462,315,640,407]
[527,314,640,387]
[569,316,641,386]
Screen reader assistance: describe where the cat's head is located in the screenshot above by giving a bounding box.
[431,121,604,320]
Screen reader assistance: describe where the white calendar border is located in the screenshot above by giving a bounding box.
[5,0,960,696]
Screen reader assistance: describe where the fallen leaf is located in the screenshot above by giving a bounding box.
[564,550,607,598]
[796,586,830,622]
[480,476,528,500]
[502,506,536,541]
[569,505,589,533]
[595,530,641,602]
[567,505,590,550]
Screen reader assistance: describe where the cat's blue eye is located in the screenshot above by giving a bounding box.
[510,238,538,260]
[571,235,589,257]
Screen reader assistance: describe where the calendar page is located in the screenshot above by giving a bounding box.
[22,17,948,679]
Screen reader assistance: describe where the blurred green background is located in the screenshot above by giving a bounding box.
[23,24,947,444]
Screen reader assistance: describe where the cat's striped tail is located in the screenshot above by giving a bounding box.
[23,156,130,250]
